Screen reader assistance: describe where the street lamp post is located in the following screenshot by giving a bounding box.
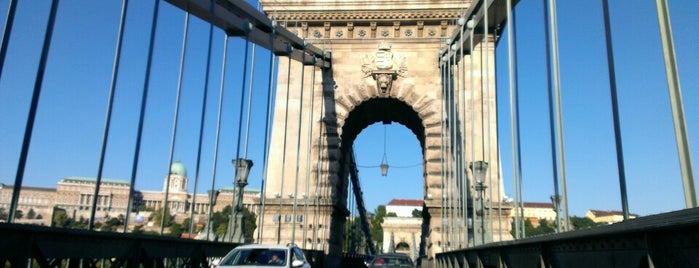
[228,158,253,243]
[470,161,488,245]
[202,189,220,240]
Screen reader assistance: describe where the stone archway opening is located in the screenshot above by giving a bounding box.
[340,97,425,151]
[333,97,429,258]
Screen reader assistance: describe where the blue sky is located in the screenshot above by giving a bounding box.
[1,1,696,218]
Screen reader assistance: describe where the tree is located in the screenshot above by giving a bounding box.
[511,218,555,238]
[102,217,122,232]
[370,205,387,251]
[241,206,257,242]
[169,223,183,237]
[14,209,23,219]
[0,207,7,221]
[150,207,173,227]
[570,216,601,230]
[53,209,69,227]
[27,209,36,220]
[411,209,422,218]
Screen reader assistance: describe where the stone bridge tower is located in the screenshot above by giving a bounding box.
[257,0,511,264]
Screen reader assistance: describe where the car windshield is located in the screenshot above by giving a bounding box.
[372,256,413,266]
[219,248,287,266]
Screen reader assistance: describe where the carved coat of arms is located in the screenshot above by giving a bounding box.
[361,42,408,96]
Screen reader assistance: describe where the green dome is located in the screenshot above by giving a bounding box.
[170,161,187,177]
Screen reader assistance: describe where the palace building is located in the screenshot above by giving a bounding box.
[0,161,260,228]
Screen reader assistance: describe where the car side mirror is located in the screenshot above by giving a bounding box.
[291,260,305,267]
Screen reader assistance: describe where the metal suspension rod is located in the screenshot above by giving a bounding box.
[478,29,487,246]
[655,0,696,208]
[0,0,18,83]
[303,63,317,248]
[446,52,454,250]
[439,57,446,250]
[452,55,460,248]
[458,19,469,248]
[291,51,307,244]
[506,0,524,240]
[8,0,59,222]
[228,28,251,242]
[482,0,494,243]
[234,33,251,160]
[454,44,465,248]
[542,0,560,233]
[257,23,277,243]
[160,10,190,236]
[242,44,257,157]
[188,0,216,236]
[277,50,293,244]
[312,48,328,250]
[92,0,129,232]
[468,18,477,246]
[124,0,160,235]
[545,0,569,232]
[207,34,229,240]
[601,0,630,220]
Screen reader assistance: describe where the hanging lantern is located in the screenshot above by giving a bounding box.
[233,158,253,187]
[380,124,389,176]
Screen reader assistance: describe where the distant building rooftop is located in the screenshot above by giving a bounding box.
[521,202,554,209]
[588,209,637,218]
[387,199,424,207]
[59,177,130,187]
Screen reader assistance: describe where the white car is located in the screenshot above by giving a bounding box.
[217,244,312,268]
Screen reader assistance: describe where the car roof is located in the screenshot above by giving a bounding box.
[374,253,410,258]
[233,244,292,250]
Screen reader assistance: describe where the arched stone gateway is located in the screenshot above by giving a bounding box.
[258,0,513,266]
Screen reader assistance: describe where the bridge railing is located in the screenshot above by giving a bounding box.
[0,223,239,268]
[435,207,699,268]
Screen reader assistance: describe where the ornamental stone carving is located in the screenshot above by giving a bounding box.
[361,42,408,96]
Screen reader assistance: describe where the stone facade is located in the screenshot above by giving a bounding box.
[260,0,512,264]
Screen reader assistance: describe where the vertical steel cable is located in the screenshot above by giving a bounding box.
[291,51,308,244]
[160,10,190,236]
[242,45,257,157]
[8,0,59,222]
[449,53,458,249]
[257,21,278,243]
[277,48,293,244]
[234,31,251,161]
[452,45,463,248]
[206,34,229,240]
[439,57,446,250]
[481,0,494,244]
[229,24,251,242]
[0,0,18,82]
[544,0,569,232]
[542,0,559,233]
[601,0,629,219]
[655,0,696,208]
[506,0,523,239]
[445,52,453,250]
[123,0,159,233]
[313,49,327,250]
[458,18,469,248]
[188,0,215,236]
[303,63,317,248]
[467,18,477,246]
[92,0,129,231]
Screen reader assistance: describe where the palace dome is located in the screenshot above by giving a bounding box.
[170,161,187,177]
